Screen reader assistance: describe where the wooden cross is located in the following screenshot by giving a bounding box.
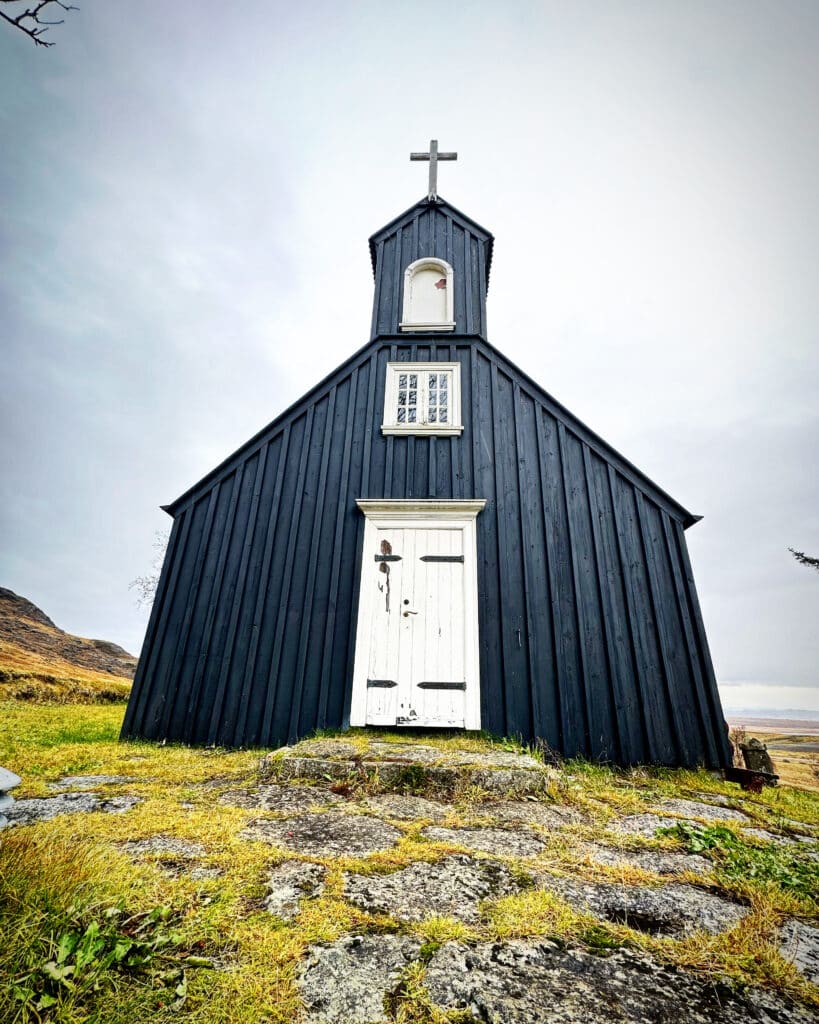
[410,139,457,200]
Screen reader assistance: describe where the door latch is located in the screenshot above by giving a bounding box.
[402,610,418,617]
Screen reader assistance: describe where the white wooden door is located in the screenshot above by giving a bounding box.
[351,500,484,730]
[363,526,467,727]
[351,503,483,730]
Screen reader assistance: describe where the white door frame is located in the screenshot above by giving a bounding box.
[350,499,486,731]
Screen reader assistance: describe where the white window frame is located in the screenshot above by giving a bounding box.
[382,362,464,436]
[399,257,455,332]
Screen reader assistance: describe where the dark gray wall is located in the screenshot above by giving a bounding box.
[122,336,732,767]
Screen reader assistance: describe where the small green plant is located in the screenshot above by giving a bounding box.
[418,941,441,962]
[664,822,819,903]
[8,901,210,1020]
[395,764,432,794]
[581,924,623,950]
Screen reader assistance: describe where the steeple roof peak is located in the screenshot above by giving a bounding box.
[368,195,494,285]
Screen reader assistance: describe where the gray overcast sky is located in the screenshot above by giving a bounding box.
[1,1,817,713]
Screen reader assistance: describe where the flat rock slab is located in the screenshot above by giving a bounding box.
[423,825,545,858]
[0,767,22,791]
[692,792,762,813]
[48,774,139,791]
[3,792,140,827]
[780,919,819,986]
[362,793,449,821]
[119,835,221,878]
[586,844,712,877]
[741,827,790,845]
[218,784,342,813]
[242,811,402,857]
[742,828,819,860]
[265,861,325,919]
[480,800,582,827]
[655,799,749,823]
[470,766,552,797]
[188,867,223,880]
[534,874,746,936]
[283,738,544,770]
[268,755,551,797]
[264,740,552,798]
[365,741,543,770]
[782,819,819,838]
[287,739,364,759]
[344,854,522,924]
[608,813,687,839]
[424,941,817,1024]
[121,836,206,859]
[299,934,421,1023]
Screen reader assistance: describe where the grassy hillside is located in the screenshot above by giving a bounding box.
[1,702,817,1024]
[0,587,134,704]
[0,640,132,703]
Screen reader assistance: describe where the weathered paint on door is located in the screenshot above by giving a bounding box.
[362,526,468,727]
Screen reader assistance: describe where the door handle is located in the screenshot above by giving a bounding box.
[402,610,418,617]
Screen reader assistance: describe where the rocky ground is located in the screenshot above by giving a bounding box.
[3,733,819,1023]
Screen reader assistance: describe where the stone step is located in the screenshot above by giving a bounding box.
[261,737,555,797]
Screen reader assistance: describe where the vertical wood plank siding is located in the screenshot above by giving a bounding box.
[370,204,488,339]
[122,336,732,767]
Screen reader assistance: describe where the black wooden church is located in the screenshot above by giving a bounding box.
[122,142,732,768]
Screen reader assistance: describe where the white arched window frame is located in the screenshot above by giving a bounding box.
[399,258,456,332]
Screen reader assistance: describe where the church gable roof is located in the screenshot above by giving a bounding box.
[164,335,699,528]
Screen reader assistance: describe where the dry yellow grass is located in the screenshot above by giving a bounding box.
[767,743,819,794]
[0,640,132,702]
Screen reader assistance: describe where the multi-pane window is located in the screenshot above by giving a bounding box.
[396,372,419,424]
[426,371,449,424]
[383,363,463,435]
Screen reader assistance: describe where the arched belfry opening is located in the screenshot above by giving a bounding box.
[400,257,455,332]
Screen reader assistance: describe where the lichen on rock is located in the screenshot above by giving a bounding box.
[345,854,523,923]
[265,861,325,919]
[242,810,402,857]
[4,792,140,827]
[532,873,747,936]
[298,934,421,1024]
[423,941,817,1023]
[423,824,545,858]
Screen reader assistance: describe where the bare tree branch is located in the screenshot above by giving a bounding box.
[130,529,171,609]
[0,0,78,48]
[789,548,819,574]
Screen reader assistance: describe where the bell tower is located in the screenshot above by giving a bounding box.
[368,140,494,343]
